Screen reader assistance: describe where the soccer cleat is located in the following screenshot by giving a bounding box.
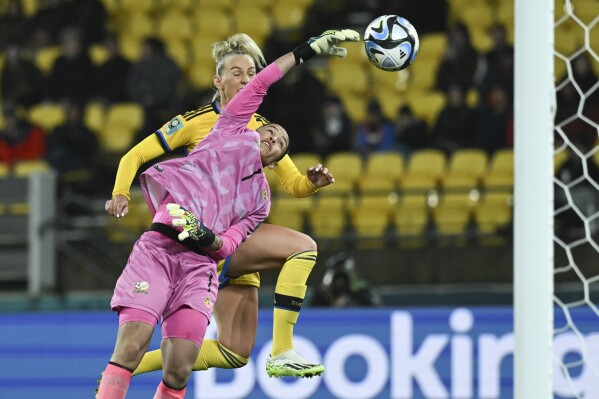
[265,349,325,378]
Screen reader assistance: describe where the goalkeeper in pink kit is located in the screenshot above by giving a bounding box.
[95,29,359,399]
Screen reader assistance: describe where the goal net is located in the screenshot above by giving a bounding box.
[552,0,599,398]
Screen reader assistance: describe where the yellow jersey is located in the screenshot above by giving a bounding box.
[112,101,318,199]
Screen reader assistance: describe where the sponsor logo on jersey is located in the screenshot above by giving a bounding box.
[133,281,149,294]
[204,297,212,308]
[165,117,183,136]
[262,188,268,201]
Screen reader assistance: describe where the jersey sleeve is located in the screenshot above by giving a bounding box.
[112,134,166,199]
[272,155,319,198]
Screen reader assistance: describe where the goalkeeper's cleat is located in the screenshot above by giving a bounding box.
[265,349,325,378]
[94,372,103,399]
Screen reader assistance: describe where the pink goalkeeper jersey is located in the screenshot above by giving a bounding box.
[140,63,285,247]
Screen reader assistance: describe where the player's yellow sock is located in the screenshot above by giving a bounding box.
[133,350,162,376]
[271,250,317,357]
[192,340,248,370]
[132,340,248,376]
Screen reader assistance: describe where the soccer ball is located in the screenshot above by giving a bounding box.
[364,15,419,72]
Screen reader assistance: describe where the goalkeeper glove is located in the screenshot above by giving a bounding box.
[166,203,216,247]
[292,29,360,65]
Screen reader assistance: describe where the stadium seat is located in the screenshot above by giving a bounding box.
[13,160,51,177]
[289,153,321,174]
[157,11,193,42]
[192,9,234,40]
[232,7,273,48]
[394,199,428,239]
[99,103,144,154]
[0,164,8,178]
[118,34,143,61]
[119,0,156,13]
[417,33,448,66]
[432,206,471,237]
[165,39,191,70]
[482,148,513,191]
[34,46,62,75]
[408,91,446,126]
[267,208,305,232]
[337,92,368,124]
[308,207,347,239]
[402,149,446,186]
[350,194,397,219]
[271,3,307,30]
[88,44,109,66]
[351,209,390,247]
[324,152,363,191]
[328,60,370,97]
[27,103,66,132]
[441,148,488,191]
[237,0,273,9]
[83,102,107,134]
[408,60,438,91]
[120,12,154,40]
[107,189,153,242]
[475,191,513,235]
[198,0,236,10]
[359,152,404,194]
[272,195,313,213]
[187,60,217,90]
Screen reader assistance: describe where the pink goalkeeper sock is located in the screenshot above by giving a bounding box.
[153,380,187,399]
[96,363,132,399]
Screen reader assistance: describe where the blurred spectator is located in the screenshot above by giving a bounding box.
[47,27,94,103]
[435,22,479,92]
[45,102,99,192]
[475,85,513,153]
[68,0,107,46]
[311,252,381,308]
[0,103,46,167]
[92,35,132,104]
[355,100,396,156]
[1,43,45,107]
[260,65,327,153]
[127,38,182,142]
[393,104,429,156]
[29,0,71,48]
[432,85,477,154]
[0,0,29,49]
[311,96,353,157]
[478,23,514,98]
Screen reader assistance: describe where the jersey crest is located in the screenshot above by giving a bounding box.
[165,117,183,136]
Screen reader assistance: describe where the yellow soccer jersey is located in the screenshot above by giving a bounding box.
[112,101,319,199]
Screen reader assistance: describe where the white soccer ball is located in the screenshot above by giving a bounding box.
[364,15,419,72]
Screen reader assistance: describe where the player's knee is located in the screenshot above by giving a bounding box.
[292,232,317,253]
[162,363,193,388]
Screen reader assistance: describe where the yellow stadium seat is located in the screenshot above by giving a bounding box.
[324,152,363,190]
[193,9,234,39]
[271,3,307,30]
[441,148,488,190]
[289,153,321,174]
[119,0,156,13]
[351,209,390,247]
[395,203,428,238]
[572,0,597,25]
[237,0,273,9]
[460,2,494,33]
[232,7,273,48]
[350,194,397,219]
[483,148,513,191]
[157,11,193,42]
[408,60,438,91]
[118,35,143,62]
[359,178,397,195]
[364,152,405,185]
[89,44,109,66]
[165,39,191,70]
[432,206,471,236]
[308,207,347,239]
[120,12,154,40]
[107,189,153,242]
[83,102,107,134]
[475,191,512,235]
[13,160,51,177]
[34,46,62,75]
[406,149,447,180]
[198,0,236,10]
[555,26,584,57]
[316,195,348,212]
[408,91,446,126]
[271,196,313,213]
[417,33,447,66]
[328,61,370,96]
[187,60,217,90]
[337,92,368,124]
[99,103,144,153]
[27,103,66,132]
[0,164,9,177]
[267,208,305,232]
[265,169,283,195]
[158,0,195,11]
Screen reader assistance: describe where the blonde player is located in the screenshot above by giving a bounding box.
[103,33,345,381]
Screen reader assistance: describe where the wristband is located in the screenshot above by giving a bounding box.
[197,223,216,247]
[292,42,316,65]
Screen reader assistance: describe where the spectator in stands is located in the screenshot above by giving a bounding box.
[92,35,132,105]
[45,102,99,192]
[68,0,107,46]
[126,38,182,143]
[0,0,29,49]
[393,104,429,156]
[47,27,94,104]
[1,43,46,107]
[478,23,514,99]
[0,103,46,168]
[29,0,71,48]
[432,84,477,154]
[355,99,396,156]
[311,96,353,157]
[475,84,513,153]
[435,22,479,93]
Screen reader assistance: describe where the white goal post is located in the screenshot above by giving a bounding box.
[514,0,554,398]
